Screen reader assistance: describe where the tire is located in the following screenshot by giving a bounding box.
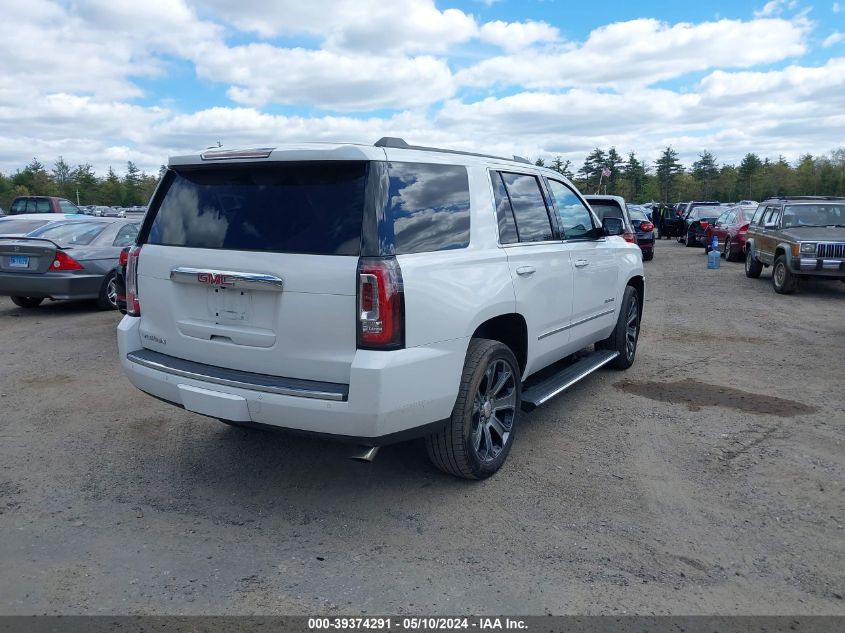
[596,285,640,370]
[772,255,798,294]
[723,237,731,260]
[642,250,654,261]
[10,296,43,308]
[96,272,119,310]
[425,338,521,480]
[745,248,763,278]
[685,227,696,247]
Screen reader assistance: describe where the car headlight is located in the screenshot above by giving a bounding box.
[800,242,817,254]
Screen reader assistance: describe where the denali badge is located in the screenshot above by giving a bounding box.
[197,272,234,286]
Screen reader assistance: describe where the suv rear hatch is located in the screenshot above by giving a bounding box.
[134,160,373,385]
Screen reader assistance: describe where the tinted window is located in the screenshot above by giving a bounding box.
[490,172,518,244]
[147,163,367,255]
[29,221,106,245]
[0,219,51,234]
[628,208,649,222]
[782,204,845,227]
[550,182,594,239]
[59,200,79,213]
[113,223,140,247]
[500,173,553,242]
[387,163,470,254]
[35,199,51,213]
[751,206,766,225]
[10,199,28,214]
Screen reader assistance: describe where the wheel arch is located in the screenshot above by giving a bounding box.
[470,313,528,377]
[626,275,645,318]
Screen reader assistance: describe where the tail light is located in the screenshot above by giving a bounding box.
[357,257,404,350]
[699,221,709,230]
[738,223,749,235]
[51,251,83,271]
[623,230,637,244]
[640,222,654,232]
[118,247,129,267]
[126,245,142,316]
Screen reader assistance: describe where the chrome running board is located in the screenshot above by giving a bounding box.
[521,350,619,411]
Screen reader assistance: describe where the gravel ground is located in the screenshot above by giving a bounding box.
[1,239,843,615]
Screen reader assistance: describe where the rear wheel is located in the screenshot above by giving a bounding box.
[426,339,520,480]
[10,296,43,308]
[745,248,763,278]
[642,250,654,261]
[772,255,798,294]
[685,227,697,247]
[723,237,732,260]
[597,285,640,370]
[96,272,118,310]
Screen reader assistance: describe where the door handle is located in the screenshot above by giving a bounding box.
[574,259,589,268]
[515,266,536,276]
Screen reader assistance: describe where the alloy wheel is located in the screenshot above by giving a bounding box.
[471,359,517,463]
[625,297,639,361]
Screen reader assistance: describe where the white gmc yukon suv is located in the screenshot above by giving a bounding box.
[118,138,644,479]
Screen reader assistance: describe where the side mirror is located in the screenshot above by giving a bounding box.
[602,216,625,236]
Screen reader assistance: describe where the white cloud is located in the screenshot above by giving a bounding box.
[754,0,798,18]
[479,20,560,51]
[456,17,810,90]
[823,31,845,46]
[196,0,478,54]
[832,2,841,12]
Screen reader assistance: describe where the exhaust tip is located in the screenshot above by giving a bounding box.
[348,445,380,462]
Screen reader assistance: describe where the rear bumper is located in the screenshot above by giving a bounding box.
[117,316,465,443]
[0,272,102,300]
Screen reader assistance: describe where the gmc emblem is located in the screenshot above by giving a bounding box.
[197,272,234,286]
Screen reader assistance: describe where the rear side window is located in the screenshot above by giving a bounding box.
[147,163,367,255]
[499,172,554,242]
[59,200,79,213]
[490,172,518,244]
[35,199,51,213]
[113,223,140,247]
[386,162,470,254]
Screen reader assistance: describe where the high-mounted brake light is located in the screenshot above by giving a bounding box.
[51,251,83,271]
[126,245,142,316]
[357,257,404,350]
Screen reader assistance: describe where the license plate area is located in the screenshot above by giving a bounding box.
[9,255,29,268]
[207,287,253,322]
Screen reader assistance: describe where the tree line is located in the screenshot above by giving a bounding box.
[535,147,845,203]
[0,157,162,211]
[2,148,844,213]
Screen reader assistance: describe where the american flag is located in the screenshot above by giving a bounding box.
[601,167,612,177]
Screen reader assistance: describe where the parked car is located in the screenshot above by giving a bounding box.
[583,195,637,246]
[679,202,722,246]
[660,202,688,238]
[744,196,845,293]
[703,204,757,261]
[8,196,81,215]
[627,206,655,260]
[0,213,84,237]
[117,138,644,479]
[91,206,111,217]
[0,217,140,309]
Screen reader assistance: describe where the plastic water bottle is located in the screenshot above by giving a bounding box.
[708,235,720,269]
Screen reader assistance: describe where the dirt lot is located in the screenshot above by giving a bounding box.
[1,239,843,615]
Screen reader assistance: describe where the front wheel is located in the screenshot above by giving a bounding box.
[597,285,640,370]
[426,339,521,479]
[10,296,44,308]
[772,255,798,294]
[685,228,697,247]
[745,248,763,278]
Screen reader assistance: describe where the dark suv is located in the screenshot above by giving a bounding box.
[744,196,845,294]
[678,202,721,246]
[9,196,80,215]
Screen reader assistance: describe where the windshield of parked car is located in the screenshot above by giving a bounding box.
[0,218,53,235]
[782,204,845,227]
[28,221,107,245]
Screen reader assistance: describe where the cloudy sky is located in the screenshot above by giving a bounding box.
[1,0,844,175]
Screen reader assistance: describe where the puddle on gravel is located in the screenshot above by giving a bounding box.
[615,378,817,417]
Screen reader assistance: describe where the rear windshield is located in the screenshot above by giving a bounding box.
[589,203,623,220]
[29,221,107,245]
[147,163,368,255]
[782,204,845,227]
[0,219,52,234]
[629,209,649,221]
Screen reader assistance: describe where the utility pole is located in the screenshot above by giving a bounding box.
[76,189,80,206]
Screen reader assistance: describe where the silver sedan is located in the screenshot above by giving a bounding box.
[0,218,139,309]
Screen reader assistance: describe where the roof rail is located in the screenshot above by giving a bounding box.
[763,195,844,201]
[374,137,537,166]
